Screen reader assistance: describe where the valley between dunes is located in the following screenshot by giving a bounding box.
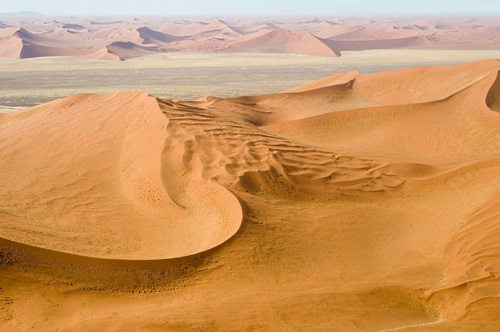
[0,59,499,331]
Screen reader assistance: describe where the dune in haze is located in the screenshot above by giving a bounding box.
[0,27,22,58]
[0,27,121,60]
[0,60,499,330]
[0,16,498,60]
[225,29,340,56]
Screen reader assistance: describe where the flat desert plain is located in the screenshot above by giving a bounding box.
[0,15,500,332]
[1,50,500,109]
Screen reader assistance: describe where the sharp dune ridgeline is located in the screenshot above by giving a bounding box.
[0,16,499,60]
[0,59,500,330]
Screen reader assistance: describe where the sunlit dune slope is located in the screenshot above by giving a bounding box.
[0,60,499,331]
[263,60,500,161]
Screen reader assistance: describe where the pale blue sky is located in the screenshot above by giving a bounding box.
[1,0,499,16]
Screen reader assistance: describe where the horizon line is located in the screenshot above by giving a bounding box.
[2,12,500,18]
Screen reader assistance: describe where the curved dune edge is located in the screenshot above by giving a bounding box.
[0,92,243,260]
[486,69,500,113]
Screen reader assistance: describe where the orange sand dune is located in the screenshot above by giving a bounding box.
[0,60,499,330]
[0,92,241,259]
[265,61,500,162]
[189,60,499,126]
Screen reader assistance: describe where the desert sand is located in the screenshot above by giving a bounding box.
[0,16,499,60]
[0,59,499,330]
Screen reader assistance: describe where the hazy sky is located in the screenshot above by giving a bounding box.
[1,0,499,16]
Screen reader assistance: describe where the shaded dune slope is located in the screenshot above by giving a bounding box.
[263,61,500,162]
[0,60,499,330]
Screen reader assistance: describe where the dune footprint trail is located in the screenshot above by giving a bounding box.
[0,59,499,331]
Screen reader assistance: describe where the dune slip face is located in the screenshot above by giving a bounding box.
[0,60,499,330]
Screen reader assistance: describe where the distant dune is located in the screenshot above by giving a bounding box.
[0,16,498,60]
[0,11,43,18]
[0,59,499,330]
[226,29,340,56]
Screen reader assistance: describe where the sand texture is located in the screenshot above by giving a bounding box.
[0,16,499,60]
[0,60,499,330]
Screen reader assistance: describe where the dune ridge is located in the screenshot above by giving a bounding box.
[0,59,499,330]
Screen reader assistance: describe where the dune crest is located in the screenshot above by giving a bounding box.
[0,60,499,330]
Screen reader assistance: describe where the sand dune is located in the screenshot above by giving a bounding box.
[0,27,22,57]
[0,92,241,259]
[310,24,367,39]
[265,61,500,162]
[20,43,120,60]
[328,36,428,51]
[328,26,426,40]
[0,16,498,60]
[0,60,499,330]
[106,41,156,60]
[0,27,121,60]
[136,27,184,45]
[226,29,340,56]
[157,19,241,38]
[61,23,87,31]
